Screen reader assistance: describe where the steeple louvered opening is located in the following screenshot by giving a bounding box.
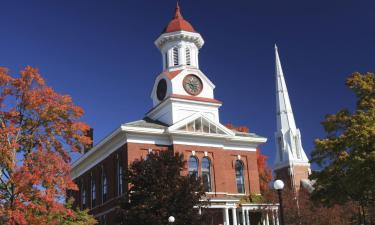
[186,48,191,65]
[173,47,179,66]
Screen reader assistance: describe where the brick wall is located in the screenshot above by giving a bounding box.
[274,165,310,191]
[71,141,262,223]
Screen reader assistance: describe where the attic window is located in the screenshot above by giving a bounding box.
[186,48,191,65]
[178,117,226,135]
[173,47,179,66]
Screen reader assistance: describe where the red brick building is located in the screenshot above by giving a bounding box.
[70,3,279,225]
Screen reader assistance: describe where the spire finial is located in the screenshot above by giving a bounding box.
[174,1,183,19]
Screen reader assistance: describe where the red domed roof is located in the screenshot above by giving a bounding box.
[162,3,196,34]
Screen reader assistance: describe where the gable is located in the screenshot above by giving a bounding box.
[168,113,234,136]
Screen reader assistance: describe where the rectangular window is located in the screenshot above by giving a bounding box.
[118,160,123,196]
[81,183,86,209]
[102,168,108,203]
[91,177,96,207]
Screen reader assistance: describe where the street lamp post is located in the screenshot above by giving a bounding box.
[168,216,175,225]
[273,180,285,225]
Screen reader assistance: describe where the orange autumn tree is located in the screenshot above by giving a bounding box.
[0,66,96,224]
[225,124,272,194]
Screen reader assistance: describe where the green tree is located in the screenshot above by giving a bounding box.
[310,72,375,224]
[53,198,97,225]
[119,150,208,225]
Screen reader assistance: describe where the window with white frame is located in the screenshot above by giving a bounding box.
[201,157,212,192]
[188,155,198,177]
[235,160,245,193]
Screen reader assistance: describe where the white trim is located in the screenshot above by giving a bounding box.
[125,133,171,146]
[71,137,126,179]
[155,30,205,50]
[94,206,118,218]
[71,127,122,168]
[121,125,165,134]
[223,146,257,152]
[208,198,240,203]
[273,161,310,170]
[226,193,247,196]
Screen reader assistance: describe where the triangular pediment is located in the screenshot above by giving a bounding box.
[168,113,234,136]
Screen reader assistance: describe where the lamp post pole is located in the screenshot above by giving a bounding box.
[277,189,285,225]
[272,179,285,225]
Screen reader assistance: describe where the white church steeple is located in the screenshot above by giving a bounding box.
[274,45,309,171]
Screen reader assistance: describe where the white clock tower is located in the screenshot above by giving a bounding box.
[147,3,222,126]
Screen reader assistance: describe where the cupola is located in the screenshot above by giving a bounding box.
[155,2,204,71]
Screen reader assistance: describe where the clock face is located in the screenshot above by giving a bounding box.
[183,74,203,96]
[156,79,167,101]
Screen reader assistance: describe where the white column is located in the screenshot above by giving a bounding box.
[262,213,266,225]
[223,208,230,225]
[246,209,250,225]
[266,211,270,225]
[232,208,238,225]
[276,209,280,225]
[242,208,246,225]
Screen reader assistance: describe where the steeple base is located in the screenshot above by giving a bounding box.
[274,164,310,192]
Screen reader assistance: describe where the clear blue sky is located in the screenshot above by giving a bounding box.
[1,0,374,169]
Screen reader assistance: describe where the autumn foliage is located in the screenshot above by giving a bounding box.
[0,66,95,224]
[225,123,272,194]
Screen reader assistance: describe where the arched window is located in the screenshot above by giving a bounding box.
[91,177,96,207]
[81,184,86,209]
[117,160,123,196]
[102,171,108,202]
[235,160,245,193]
[201,157,212,192]
[188,155,198,177]
[186,48,191,65]
[173,47,179,66]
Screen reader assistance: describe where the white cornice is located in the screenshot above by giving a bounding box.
[71,127,122,169]
[273,161,311,171]
[155,31,204,49]
[146,97,221,119]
